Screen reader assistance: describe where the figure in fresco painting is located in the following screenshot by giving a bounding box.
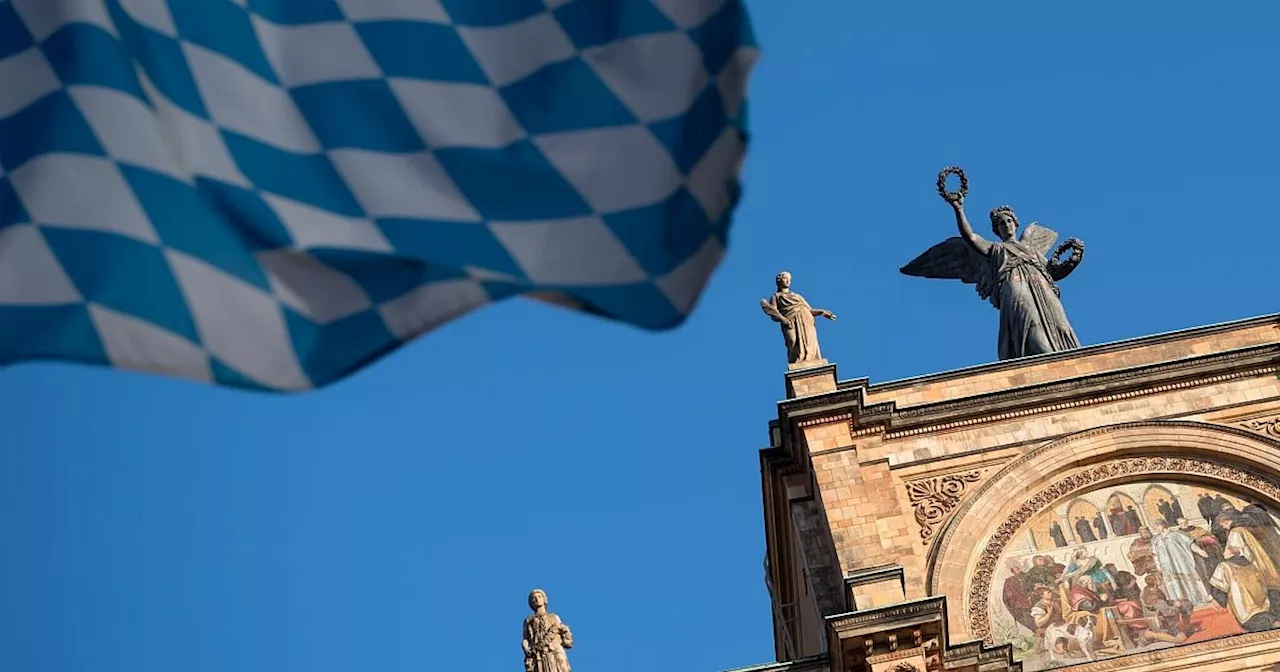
[1198,494,1219,525]
[1212,502,1238,545]
[1217,516,1280,590]
[1179,517,1225,592]
[1003,561,1036,633]
[1029,586,1064,651]
[1022,556,1065,597]
[1149,522,1213,606]
[1049,522,1068,548]
[1107,508,1125,536]
[1091,513,1108,540]
[1074,517,1097,543]
[1210,546,1274,631]
[1127,528,1158,576]
[1139,574,1195,639]
[1242,500,1277,528]
[1106,563,1140,602]
[1157,499,1176,527]
[1065,574,1150,650]
[1062,548,1114,591]
[1125,507,1142,534]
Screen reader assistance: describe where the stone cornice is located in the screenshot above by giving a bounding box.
[769,343,1280,462]
[845,564,906,588]
[841,313,1280,395]
[877,351,1279,440]
[885,343,1278,420]
[942,638,1021,670]
[828,596,947,636]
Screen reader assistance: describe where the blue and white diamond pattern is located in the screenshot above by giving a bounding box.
[0,0,756,390]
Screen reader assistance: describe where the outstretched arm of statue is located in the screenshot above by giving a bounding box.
[948,194,992,256]
[810,307,836,321]
[760,298,784,322]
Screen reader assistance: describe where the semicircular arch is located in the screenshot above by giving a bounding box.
[926,420,1280,643]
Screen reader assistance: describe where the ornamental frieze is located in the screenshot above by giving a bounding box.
[1240,415,1280,438]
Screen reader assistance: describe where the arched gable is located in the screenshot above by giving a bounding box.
[926,420,1280,643]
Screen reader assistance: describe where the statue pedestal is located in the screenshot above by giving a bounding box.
[787,357,828,371]
[785,360,836,399]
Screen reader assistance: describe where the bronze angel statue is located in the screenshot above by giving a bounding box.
[900,167,1085,360]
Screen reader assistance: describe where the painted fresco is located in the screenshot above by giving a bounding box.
[988,482,1280,670]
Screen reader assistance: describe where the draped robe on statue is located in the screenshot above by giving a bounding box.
[900,223,1081,361]
[523,612,572,672]
[766,291,822,364]
[988,241,1080,360]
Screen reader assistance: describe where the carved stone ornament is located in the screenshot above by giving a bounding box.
[906,470,983,544]
[1241,415,1280,437]
[867,648,930,672]
[522,589,573,672]
[964,456,1280,643]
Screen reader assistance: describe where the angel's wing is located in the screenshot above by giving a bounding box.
[1019,223,1058,259]
[899,237,994,301]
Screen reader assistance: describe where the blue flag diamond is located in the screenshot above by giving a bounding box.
[0,0,756,391]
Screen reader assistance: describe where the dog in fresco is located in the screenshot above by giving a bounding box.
[1044,615,1098,663]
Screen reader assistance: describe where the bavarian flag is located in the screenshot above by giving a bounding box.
[0,0,755,391]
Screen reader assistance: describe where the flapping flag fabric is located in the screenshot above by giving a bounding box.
[0,0,755,391]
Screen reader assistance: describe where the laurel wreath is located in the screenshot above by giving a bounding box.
[936,165,968,202]
[1051,237,1085,266]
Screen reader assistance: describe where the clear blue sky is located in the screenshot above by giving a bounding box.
[3,2,1279,671]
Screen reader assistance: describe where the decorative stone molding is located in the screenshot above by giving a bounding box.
[965,455,1280,642]
[1049,628,1280,671]
[771,342,1280,447]
[828,597,947,630]
[905,471,984,545]
[797,413,853,428]
[884,363,1278,439]
[867,648,923,665]
[1242,415,1280,437]
[940,639,1020,672]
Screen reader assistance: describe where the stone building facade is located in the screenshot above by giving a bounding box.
[730,314,1280,672]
